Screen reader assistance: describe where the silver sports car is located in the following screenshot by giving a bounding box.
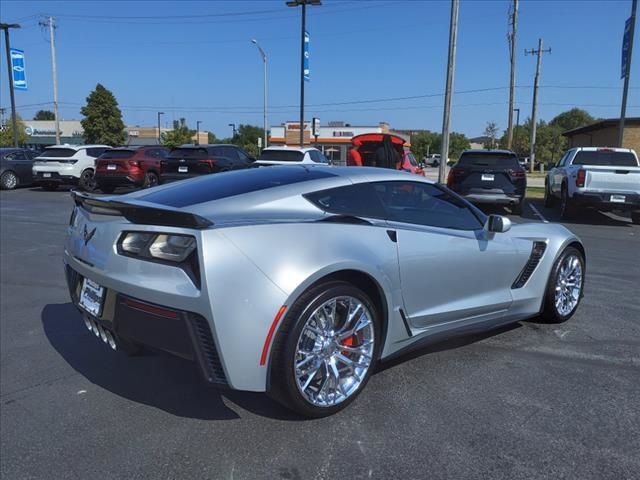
[64,166,585,417]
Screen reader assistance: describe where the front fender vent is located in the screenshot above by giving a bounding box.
[512,241,547,289]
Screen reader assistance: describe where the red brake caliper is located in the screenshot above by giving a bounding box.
[341,335,356,354]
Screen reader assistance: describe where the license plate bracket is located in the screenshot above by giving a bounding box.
[107,164,117,171]
[43,173,52,178]
[78,278,105,317]
[610,194,626,203]
[481,173,495,181]
[178,166,188,173]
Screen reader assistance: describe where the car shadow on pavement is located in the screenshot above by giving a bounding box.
[527,199,632,227]
[376,323,521,373]
[41,303,303,421]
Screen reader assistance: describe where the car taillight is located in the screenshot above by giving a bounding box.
[509,168,525,177]
[129,160,140,167]
[447,167,464,186]
[576,169,586,188]
[198,158,216,169]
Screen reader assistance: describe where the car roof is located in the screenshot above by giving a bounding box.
[460,149,516,155]
[571,147,635,153]
[175,144,236,148]
[42,144,110,150]
[261,146,319,153]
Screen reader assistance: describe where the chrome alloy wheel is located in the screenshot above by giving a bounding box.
[555,254,583,316]
[294,296,375,407]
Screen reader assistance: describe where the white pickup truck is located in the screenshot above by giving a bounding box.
[544,147,640,223]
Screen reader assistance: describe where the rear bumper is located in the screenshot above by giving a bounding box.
[160,173,205,183]
[96,173,144,187]
[33,171,79,185]
[65,264,228,386]
[573,191,640,211]
[460,192,523,205]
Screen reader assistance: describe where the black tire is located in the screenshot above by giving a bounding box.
[0,171,18,190]
[631,211,640,225]
[99,184,116,194]
[142,171,159,188]
[544,182,556,208]
[540,246,585,323]
[269,281,381,418]
[41,183,58,191]
[560,184,575,220]
[79,169,96,192]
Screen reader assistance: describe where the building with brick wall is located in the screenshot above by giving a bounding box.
[563,117,640,153]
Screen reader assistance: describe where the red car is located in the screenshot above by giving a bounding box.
[348,133,424,176]
[95,146,169,193]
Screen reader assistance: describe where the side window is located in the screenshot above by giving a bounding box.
[146,148,160,158]
[236,149,251,163]
[373,181,484,230]
[558,151,571,167]
[85,148,106,158]
[156,148,169,159]
[4,152,17,160]
[310,151,328,163]
[305,183,386,219]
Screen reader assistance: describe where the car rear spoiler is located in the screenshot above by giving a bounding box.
[71,191,213,229]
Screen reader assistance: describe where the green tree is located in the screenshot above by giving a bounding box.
[80,84,126,145]
[410,131,440,160]
[549,108,596,132]
[448,132,471,160]
[162,118,195,148]
[33,110,55,121]
[0,115,29,146]
[207,131,218,144]
[483,122,499,149]
[235,124,262,156]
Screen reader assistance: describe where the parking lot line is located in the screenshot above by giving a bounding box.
[529,202,549,223]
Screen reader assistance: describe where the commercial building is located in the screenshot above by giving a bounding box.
[563,117,640,152]
[20,120,208,148]
[269,121,410,165]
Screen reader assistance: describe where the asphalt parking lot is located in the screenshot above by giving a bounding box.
[1,186,639,480]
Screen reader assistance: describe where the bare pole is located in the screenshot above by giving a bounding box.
[40,17,61,144]
[619,0,637,147]
[506,0,518,150]
[252,39,268,149]
[1,23,20,147]
[525,38,551,173]
[439,0,459,184]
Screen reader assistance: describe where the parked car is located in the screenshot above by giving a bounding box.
[65,165,585,417]
[254,147,329,166]
[447,149,526,215]
[545,147,640,223]
[0,148,38,190]
[32,144,111,191]
[95,146,169,193]
[348,133,424,176]
[160,144,253,183]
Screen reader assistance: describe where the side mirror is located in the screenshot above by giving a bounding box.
[485,214,511,233]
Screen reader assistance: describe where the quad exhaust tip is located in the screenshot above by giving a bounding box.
[83,314,118,351]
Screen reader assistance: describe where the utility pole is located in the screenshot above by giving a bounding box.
[525,38,551,173]
[40,17,60,144]
[196,120,202,145]
[251,39,268,149]
[439,0,459,184]
[1,22,21,147]
[619,0,637,147]
[157,111,164,144]
[506,0,518,150]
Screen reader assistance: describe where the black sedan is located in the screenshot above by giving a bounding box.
[0,148,38,190]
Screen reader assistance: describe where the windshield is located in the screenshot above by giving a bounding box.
[457,153,519,168]
[37,148,76,158]
[572,150,638,167]
[169,148,208,159]
[405,152,418,166]
[101,150,136,159]
[258,150,305,162]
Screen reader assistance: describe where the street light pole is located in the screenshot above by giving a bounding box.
[196,120,202,145]
[228,123,237,139]
[286,0,321,147]
[251,39,268,149]
[439,0,459,184]
[157,112,164,145]
[0,22,21,147]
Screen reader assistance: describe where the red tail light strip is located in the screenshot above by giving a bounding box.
[123,297,179,319]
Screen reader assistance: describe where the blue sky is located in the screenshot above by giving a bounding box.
[1,0,638,138]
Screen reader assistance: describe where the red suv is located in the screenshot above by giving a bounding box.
[348,133,424,176]
[95,146,169,193]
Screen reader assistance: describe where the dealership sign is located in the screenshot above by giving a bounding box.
[10,49,27,91]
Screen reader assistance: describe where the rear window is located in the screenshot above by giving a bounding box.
[139,166,337,208]
[457,152,519,168]
[169,148,209,159]
[572,150,638,167]
[101,150,136,159]
[38,148,76,158]
[258,150,304,162]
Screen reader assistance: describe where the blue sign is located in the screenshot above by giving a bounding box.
[304,31,310,82]
[10,48,27,91]
[621,17,631,79]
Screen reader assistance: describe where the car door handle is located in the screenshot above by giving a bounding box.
[386,230,397,243]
